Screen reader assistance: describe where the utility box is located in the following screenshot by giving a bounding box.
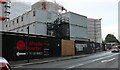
[61,39,75,56]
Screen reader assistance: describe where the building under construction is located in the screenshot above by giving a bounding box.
[1,0,102,60]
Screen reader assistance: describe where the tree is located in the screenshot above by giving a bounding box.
[105,34,119,43]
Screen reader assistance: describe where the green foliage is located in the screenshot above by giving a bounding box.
[105,34,119,43]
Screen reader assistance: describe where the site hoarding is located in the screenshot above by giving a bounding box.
[2,32,60,61]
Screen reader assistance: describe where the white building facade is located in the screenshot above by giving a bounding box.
[4,9,59,34]
[3,1,60,35]
[87,18,102,43]
[62,12,88,41]
[3,1,88,42]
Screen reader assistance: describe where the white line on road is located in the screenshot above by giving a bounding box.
[101,58,116,63]
[101,60,107,63]
[91,53,117,63]
[91,57,104,62]
[107,58,116,62]
[68,64,84,68]
[68,66,76,68]
[67,53,117,69]
[12,66,24,68]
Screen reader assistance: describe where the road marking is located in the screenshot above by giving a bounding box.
[68,54,117,68]
[106,58,116,62]
[12,66,24,68]
[77,64,84,66]
[101,60,107,63]
[108,58,115,61]
[68,64,84,68]
[68,66,76,68]
[92,53,117,63]
[101,58,116,63]
[91,57,104,62]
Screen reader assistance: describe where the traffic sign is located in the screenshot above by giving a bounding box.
[16,52,26,56]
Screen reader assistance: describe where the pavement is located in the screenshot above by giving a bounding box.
[10,55,87,68]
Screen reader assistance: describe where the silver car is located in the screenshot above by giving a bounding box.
[111,46,119,52]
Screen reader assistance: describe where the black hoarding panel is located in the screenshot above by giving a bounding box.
[2,32,60,61]
[2,34,16,61]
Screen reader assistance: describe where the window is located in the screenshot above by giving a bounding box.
[17,18,19,23]
[17,30,19,32]
[33,11,35,16]
[6,24,7,27]
[21,16,23,21]
[33,24,35,26]
[9,23,10,27]
[21,29,23,32]
[47,12,51,19]
[13,20,14,25]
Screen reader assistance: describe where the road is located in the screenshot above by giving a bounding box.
[12,51,120,70]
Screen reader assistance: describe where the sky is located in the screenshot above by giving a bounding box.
[12,0,119,40]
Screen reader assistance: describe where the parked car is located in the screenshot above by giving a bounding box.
[0,57,11,70]
[111,46,119,52]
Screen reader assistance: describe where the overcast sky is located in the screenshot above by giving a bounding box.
[12,0,119,40]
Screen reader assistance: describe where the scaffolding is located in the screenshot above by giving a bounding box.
[47,15,70,40]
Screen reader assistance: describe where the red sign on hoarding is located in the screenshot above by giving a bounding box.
[16,40,44,51]
[16,40,25,50]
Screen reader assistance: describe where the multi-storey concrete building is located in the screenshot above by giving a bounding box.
[87,18,102,43]
[62,12,88,41]
[4,9,59,35]
[0,0,10,31]
[3,1,89,53]
[3,1,60,35]
[62,12,88,53]
[3,1,88,41]
[3,0,103,53]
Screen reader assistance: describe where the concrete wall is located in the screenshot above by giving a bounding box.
[62,12,88,41]
[3,8,60,36]
[32,2,60,12]
[35,9,58,23]
[4,10,36,32]
[35,22,47,35]
[0,4,3,16]
[0,4,4,31]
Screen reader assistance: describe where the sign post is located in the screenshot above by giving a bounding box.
[27,26,30,63]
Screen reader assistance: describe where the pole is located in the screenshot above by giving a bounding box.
[27,26,30,63]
